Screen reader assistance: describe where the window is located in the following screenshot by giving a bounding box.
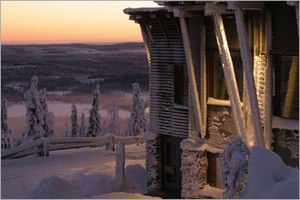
[274,55,299,120]
[207,152,222,189]
[174,65,188,105]
[208,51,243,100]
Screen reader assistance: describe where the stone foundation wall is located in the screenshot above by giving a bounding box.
[272,128,299,168]
[206,105,238,149]
[146,135,162,192]
[181,149,207,198]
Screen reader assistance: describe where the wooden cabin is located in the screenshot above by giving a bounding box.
[124,1,299,198]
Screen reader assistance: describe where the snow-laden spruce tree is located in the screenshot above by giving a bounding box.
[23,76,45,142]
[65,123,70,137]
[87,84,101,137]
[39,88,54,137]
[71,103,78,137]
[140,98,148,132]
[79,113,87,137]
[1,98,13,149]
[107,100,120,135]
[128,83,145,136]
[221,136,250,199]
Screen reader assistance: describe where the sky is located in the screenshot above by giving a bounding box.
[1,1,160,44]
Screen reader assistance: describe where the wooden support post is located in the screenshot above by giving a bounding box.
[200,25,207,134]
[230,3,265,147]
[106,134,115,151]
[263,11,273,149]
[176,10,205,138]
[115,141,125,191]
[210,11,247,144]
[40,138,49,157]
[139,20,152,65]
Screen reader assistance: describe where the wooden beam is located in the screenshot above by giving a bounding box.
[210,11,248,144]
[262,11,274,149]
[176,11,205,138]
[230,3,265,147]
[200,25,207,134]
[139,21,151,65]
[205,3,233,16]
[231,2,264,10]
[140,18,154,43]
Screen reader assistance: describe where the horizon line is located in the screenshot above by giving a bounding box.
[1,40,144,46]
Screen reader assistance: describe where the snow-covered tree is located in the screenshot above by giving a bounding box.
[39,88,54,137]
[128,83,145,136]
[1,98,13,149]
[70,103,78,137]
[23,76,45,142]
[65,123,70,137]
[140,98,148,132]
[79,113,87,137]
[107,100,120,135]
[87,84,101,137]
[221,136,250,199]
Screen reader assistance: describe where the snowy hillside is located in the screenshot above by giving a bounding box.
[1,143,153,199]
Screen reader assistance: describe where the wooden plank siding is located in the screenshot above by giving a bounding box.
[140,12,189,138]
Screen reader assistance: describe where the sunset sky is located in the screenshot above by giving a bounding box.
[1,1,160,44]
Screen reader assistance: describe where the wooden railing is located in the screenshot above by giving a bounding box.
[1,134,144,159]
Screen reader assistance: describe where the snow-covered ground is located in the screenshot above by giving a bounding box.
[1,143,154,199]
[242,146,299,199]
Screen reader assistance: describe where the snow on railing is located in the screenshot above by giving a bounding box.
[1,135,144,159]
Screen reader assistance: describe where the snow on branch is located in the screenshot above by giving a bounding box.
[221,136,250,199]
[71,103,78,137]
[128,83,146,136]
[87,84,102,137]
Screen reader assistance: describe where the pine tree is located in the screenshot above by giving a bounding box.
[79,113,87,137]
[107,100,120,135]
[65,123,70,137]
[23,76,45,142]
[1,98,10,135]
[39,88,54,137]
[128,83,145,136]
[140,98,148,132]
[87,84,101,137]
[71,103,78,137]
[1,98,13,149]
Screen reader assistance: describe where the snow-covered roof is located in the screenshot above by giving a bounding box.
[123,7,168,14]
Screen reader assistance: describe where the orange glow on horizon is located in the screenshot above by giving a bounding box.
[1,1,160,44]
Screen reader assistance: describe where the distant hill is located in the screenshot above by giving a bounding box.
[1,42,149,102]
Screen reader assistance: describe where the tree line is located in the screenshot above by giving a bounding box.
[1,76,148,149]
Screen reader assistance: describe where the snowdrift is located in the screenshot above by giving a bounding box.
[30,163,146,199]
[242,146,299,199]
[1,144,148,199]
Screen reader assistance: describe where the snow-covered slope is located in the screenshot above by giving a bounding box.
[1,143,147,199]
